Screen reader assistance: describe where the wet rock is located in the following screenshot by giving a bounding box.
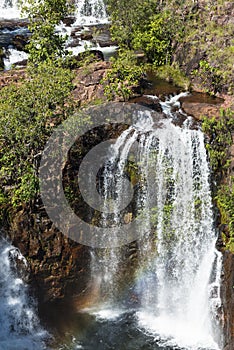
[12,34,29,50]
[14,58,28,67]
[0,27,30,50]
[91,26,117,47]
[0,48,5,70]
[67,38,81,48]
[7,205,91,304]
[71,26,84,37]
[0,32,12,47]
[80,31,93,40]
[62,16,76,26]
[0,19,29,30]
[130,95,162,113]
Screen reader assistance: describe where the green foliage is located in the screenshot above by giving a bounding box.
[154,64,190,89]
[193,60,222,95]
[202,109,234,174]
[106,0,157,49]
[102,50,143,101]
[106,0,233,93]
[178,2,234,94]
[216,180,234,253]
[132,11,174,66]
[19,0,74,63]
[202,108,234,252]
[0,60,75,208]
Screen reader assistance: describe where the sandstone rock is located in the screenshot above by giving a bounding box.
[72,61,110,104]
[62,16,76,26]
[12,34,29,51]
[0,19,29,30]
[221,250,234,350]
[0,68,26,88]
[181,94,234,120]
[7,205,91,304]
[130,95,162,113]
[80,32,93,41]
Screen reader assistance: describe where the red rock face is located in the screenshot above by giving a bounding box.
[221,250,234,350]
[7,205,91,305]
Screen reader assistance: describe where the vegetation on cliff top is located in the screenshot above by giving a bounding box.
[106,0,234,94]
[0,0,76,216]
[0,61,75,210]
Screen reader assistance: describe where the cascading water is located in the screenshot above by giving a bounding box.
[0,0,112,68]
[0,0,108,22]
[0,239,48,350]
[0,0,21,19]
[75,0,108,25]
[88,94,223,349]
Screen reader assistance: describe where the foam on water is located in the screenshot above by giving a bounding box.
[0,0,21,19]
[74,0,109,26]
[137,311,220,350]
[92,307,124,321]
[0,239,48,350]
[3,48,28,69]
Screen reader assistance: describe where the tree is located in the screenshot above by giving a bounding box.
[0,60,75,208]
[105,0,157,49]
[132,11,174,65]
[20,0,74,63]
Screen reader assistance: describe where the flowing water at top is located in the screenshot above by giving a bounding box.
[75,0,108,25]
[0,0,21,19]
[0,0,110,68]
[0,0,108,22]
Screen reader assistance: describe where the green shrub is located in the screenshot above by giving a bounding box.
[202,108,234,252]
[102,50,143,101]
[19,0,74,64]
[0,60,75,208]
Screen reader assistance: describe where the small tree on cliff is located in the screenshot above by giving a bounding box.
[0,61,75,210]
[20,0,74,63]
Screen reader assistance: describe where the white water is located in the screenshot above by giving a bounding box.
[0,0,108,22]
[0,0,111,69]
[90,94,223,349]
[3,48,28,69]
[0,239,48,349]
[0,0,21,19]
[74,0,108,25]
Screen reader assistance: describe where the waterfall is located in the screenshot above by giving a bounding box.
[0,0,110,69]
[0,0,108,22]
[0,239,48,349]
[75,0,108,25]
[89,94,223,349]
[0,0,21,19]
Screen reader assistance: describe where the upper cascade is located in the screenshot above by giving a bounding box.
[0,0,21,19]
[0,0,108,24]
[75,0,109,25]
